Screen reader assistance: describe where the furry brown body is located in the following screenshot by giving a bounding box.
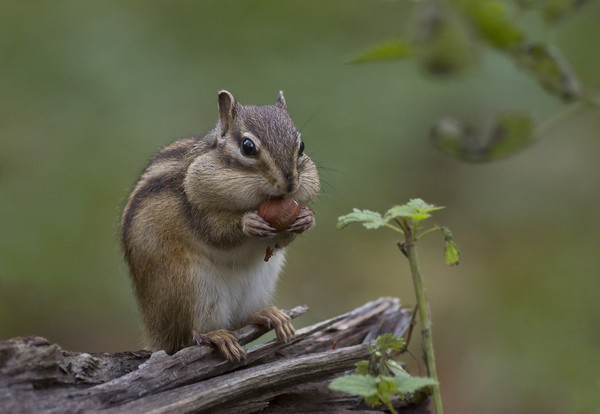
[121,91,319,358]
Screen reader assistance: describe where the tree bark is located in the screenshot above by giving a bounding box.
[0,297,431,413]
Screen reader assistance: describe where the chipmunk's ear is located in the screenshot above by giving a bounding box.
[276,91,287,111]
[218,90,238,136]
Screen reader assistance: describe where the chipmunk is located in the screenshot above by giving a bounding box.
[120,90,320,361]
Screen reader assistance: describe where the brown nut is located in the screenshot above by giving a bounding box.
[258,198,301,232]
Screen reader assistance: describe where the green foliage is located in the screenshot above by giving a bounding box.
[338,199,457,412]
[489,112,535,157]
[413,3,477,75]
[337,198,445,234]
[512,43,581,101]
[385,199,444,229]
[431,111,534,162]
[329,333,436,411]
[456,0,524,49]
[330,374,378,398]
[349,0,596,162]
[351,39,413,64]
[337,199,457,266]
[336,208,388,230]
[441,227,460,266]
[393,375,439,394]
[376,332,406,353]
[355,360,371,375]
[542,0,581,23]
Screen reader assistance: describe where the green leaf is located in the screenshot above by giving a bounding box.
[377,376,397,395]
[431,112,534,162]
[413,2,477,75]
[364,395,382,407]
[457,0,524,49]
[355,360,370,375]
[406,198,443,214]
[383,205,418,221]
[329,374,378,397]
[377,376,397,405]
[512,42,581,102]
[337,208,386,230]
[445,240,460,266]
[543,0,577,23]
[376,333,406,353]
[430,116,473,159]
[382,199,444,229]
[393,375,438,394]
[441,227,460,266]
[384,199,443,222]
[487,112,535,159]
[351,39,414,64]
[386,360,410,377]
[338,200,442,233]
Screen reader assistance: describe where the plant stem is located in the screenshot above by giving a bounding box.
[403,227,444,414]
[383,398,399,414]
[534,99,589,139]
[416,225,440,241]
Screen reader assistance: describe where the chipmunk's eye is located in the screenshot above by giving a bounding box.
[241,138,257,156]
[298,141,305,156]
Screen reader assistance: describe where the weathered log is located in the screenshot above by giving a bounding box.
[0,298,430,413]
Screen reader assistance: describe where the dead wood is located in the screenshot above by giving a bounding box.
[0,297,430,413]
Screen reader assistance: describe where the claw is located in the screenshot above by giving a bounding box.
[248,306,296,342]
[286,208,314,234]
[193,329,246,362]
[243,212,279,238]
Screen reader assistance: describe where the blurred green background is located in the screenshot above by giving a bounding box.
[1,1,599,413]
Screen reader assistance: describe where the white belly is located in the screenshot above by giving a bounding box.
[189,245,286,332]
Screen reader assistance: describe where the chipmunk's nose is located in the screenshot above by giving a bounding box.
[285,174,295,193]
[283,172,298,194]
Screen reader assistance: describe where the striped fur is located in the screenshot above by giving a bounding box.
[121,91,319,354]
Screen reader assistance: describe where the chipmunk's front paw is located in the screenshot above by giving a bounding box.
[242,211,278,238]
[193,329,246,362]
[248,306,295,342]
[286,208,314,234]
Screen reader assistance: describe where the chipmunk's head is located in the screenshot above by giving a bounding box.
[187,90,319,211]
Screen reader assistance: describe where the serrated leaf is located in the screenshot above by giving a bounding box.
[337,209,386,230]
[377,376,397,395]
[383,205,416,221]
[512,42,581,102]
[393,375,438,394]
[406,198,444,213]
[383,199,443,224]
[376,333,406,353]
[409,199,444,227]
[339,200,442,233]
[351,39,414,64]
[329,374,378,397]
[457,0,524,49]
